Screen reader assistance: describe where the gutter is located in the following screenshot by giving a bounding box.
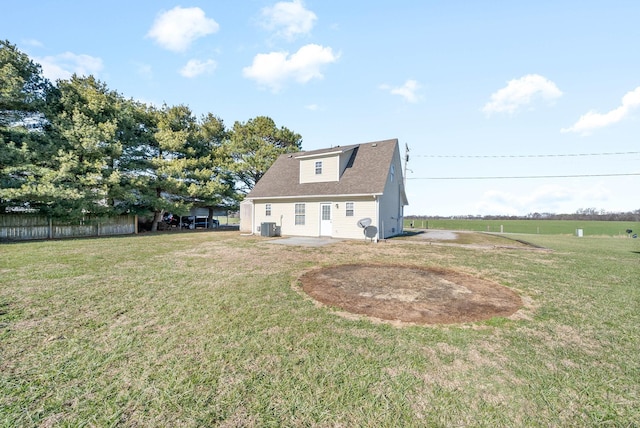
[250,192,383,201]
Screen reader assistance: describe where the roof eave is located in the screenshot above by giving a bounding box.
[246,192,383,201]
[296,150,344,159]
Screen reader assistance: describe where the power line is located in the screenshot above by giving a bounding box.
[414,151,640,159]
[407,172,640,180]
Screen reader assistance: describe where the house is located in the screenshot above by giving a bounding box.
[240,138,408,240]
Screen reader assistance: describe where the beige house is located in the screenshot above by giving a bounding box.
[240,138,408,240]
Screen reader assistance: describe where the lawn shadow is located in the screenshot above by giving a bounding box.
[399,230,425,237]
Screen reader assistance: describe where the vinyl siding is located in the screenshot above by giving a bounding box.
[299,155,339,183]
[331,197,377,239]
[252,197,377,239]
[253,199,320,237]
[377,144,405,238]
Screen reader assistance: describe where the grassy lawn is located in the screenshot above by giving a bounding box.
[405,218,639,236]
[1,231,638,426]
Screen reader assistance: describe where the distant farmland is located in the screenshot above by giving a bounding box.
[404,218,639,236]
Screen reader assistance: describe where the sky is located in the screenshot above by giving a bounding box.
[2,0,639,216]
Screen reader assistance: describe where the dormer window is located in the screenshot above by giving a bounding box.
[315,161,322,175]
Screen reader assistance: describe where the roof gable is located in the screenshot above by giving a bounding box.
[247,139,402,199]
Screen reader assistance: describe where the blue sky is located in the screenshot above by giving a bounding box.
[2,0,639,216]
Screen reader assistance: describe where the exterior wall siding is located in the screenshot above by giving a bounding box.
[299,155,339,183]
[331,197,377,239]
[377,144,405,238]
[254,199,320,237]
[252,197,377,239]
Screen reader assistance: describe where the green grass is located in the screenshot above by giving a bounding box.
[1,231,639,426]
[405,218,640,236]
[215,215,239,225]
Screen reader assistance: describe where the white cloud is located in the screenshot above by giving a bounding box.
[179,59,217,78]
[561,86,640,135]
[147,6,219,52]
[482,74,562,115]
[380,79,422,103]
[35,52,104,81]
[242,44,338,92]
[305,104,319,111]
[475,183,610,215]
[261,0,317,40]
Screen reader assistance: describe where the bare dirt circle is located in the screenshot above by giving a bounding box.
[299,264,522,325]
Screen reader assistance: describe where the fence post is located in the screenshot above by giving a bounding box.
[48,217,53,239]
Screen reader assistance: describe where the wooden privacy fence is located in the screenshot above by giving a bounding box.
[0,215,137,242]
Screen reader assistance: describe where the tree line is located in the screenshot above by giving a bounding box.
[407,208,640,222]
[1,40,301,231]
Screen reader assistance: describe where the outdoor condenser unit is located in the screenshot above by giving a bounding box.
[260,222,277,237]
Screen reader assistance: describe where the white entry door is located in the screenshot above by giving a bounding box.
[320,203,332,236]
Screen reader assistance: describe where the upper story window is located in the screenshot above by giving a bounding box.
[265,203,271,216]
[390,164,395,182]
[315,161,322,175]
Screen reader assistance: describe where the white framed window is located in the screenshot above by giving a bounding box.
[265,203,271,216]
[345,202,354,217]
[295,203,305,225]
[315,161,322,175]
[390,164,395,182]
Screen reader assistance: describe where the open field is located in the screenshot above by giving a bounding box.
[1,231,639,426]
[405,218,640,236]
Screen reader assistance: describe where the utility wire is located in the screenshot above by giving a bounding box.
[407,172,640,180]
[414,151,640,159]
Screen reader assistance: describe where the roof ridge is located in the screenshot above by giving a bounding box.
[292,138,397,157]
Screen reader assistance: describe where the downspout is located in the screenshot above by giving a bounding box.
[399,205,403,234]
[375,195,380,242]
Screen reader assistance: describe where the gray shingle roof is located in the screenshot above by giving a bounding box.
[247,138,400,199]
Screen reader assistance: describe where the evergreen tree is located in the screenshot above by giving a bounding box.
[228,116,302,193]
[187,113,237,226]
[1,40,304,224]
[48,75,122,218]
[0,40,64,215]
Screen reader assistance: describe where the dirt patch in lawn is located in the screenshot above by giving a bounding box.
[299,264,522,325]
